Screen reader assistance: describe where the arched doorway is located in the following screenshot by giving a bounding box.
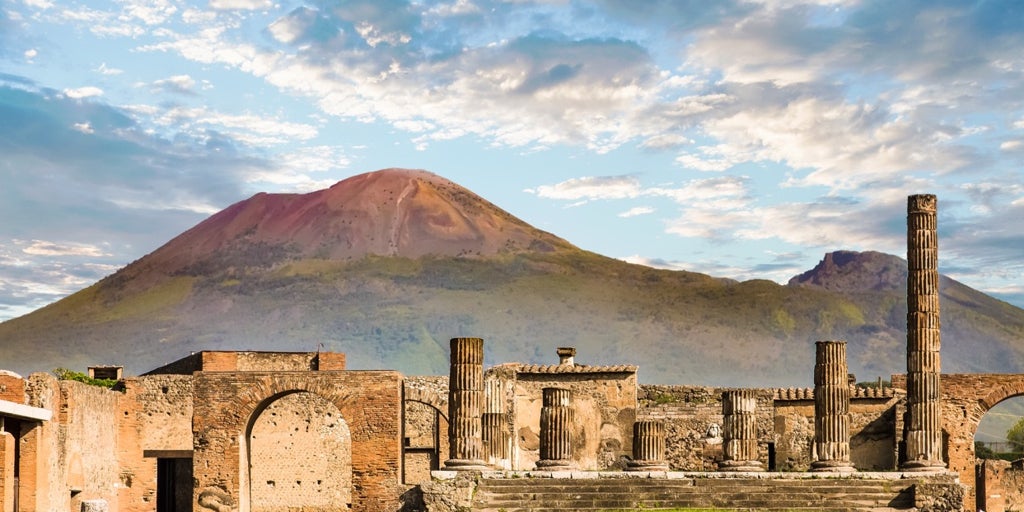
[247,391,351,511]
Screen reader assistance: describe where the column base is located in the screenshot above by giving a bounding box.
[810,460,856,473]
[900,460,947,472]
[625,460,669,472]
[535,459,574,471]
[444,459,489,471]
[717,460,764,472]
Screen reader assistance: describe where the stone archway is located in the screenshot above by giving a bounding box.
[191,371,403,512]
[246,391,352,511]
[403,384,450,484]
[928,374,1024,512]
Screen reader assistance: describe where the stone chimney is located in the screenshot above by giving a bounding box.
[557,347,576,366]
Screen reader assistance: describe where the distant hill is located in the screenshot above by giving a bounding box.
[2,169,1023,387]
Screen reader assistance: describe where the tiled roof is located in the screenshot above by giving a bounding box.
[513,363,638,374]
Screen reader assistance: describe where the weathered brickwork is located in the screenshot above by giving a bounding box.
[404,376,450,483]
[249,391,352,511]
[0,371,25,404]
[144,350,345,374]
[1,430,14,512]
[61,380,122,512]
[192,371,404,512]
[116,374,194,512]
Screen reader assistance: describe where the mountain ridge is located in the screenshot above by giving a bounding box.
[2,169,1023,388]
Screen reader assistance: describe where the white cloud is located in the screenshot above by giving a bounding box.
[72,122,94,134]
[1001,140,1023,151]
[209,0,273,10]
[618,206,654,218]
[24,48,37,61]
[152,74,196,94]
[63,86,103,99]
[145,106,319,146]
[95,63,123,75]
[527,175,643,201]
[21,240,108,257]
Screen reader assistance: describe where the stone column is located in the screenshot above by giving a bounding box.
[444,337,488,470]
[811,340,855,472]
[719,389,763,472]
[902,194,946,471]
[536,387,574,470]
[626,420,668,471]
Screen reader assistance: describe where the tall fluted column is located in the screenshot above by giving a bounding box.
[536,387,574,470]
[902,194,946,471]
[719,389,763,471]
[445,337,488,470]
[482,377,508,466]
[811,340,854,472]
[626,420,668,471]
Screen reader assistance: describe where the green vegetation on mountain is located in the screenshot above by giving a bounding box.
[1,170,1023,387]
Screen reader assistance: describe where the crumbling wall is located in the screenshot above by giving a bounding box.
[192,371,404,512]
[638,385,773,471]
[60,380,122,511]
[404,376,450,483]
[773,391,899,471]
[511,371,636,470]
[117,374,195,512]
[22,373,64,511]
[249,391,352,510]
[0,371,25,403]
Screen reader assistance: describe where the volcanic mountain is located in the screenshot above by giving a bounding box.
[2,168,1024,386]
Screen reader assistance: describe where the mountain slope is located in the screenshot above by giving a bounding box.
[2,170,1023,387]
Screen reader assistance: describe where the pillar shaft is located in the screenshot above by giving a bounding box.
[626,420,668,471]
[812,341,854,472]
[536,388,574,470]
[445,337,487,470]
[481,412,508,462]
[903,194,945,470]
[720,389,763,471]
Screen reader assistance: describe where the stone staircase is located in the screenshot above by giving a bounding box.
[469,474,921,512]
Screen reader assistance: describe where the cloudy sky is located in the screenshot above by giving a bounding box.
[1,0,1023,321]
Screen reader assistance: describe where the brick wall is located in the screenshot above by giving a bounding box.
[192,371,404,512]
[60,380,122,511]
[117,374,195,512]
[0,372,25,404]
[1,431,13,512]
[249,391,352,510]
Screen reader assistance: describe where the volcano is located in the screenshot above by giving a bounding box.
[2,169,1023,386]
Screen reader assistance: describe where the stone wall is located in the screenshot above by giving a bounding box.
[117,374,195,512]
[0,371,25,403]
[509,370,636,470]
[638,385,773,470]
[22,373,63,511]
[60,380,122,512]
[249,391,352,510]
[977,459,1024,512]
[404,376,450,483]
[191,371,404,512]
[773,391,899,471]
[145,351,346,374]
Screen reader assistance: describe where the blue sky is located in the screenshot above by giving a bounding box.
[1,0,1023,321]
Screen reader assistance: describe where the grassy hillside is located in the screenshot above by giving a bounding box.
[3,249,1023,388]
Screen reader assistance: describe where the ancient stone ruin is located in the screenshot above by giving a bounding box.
[1,194,1021,511]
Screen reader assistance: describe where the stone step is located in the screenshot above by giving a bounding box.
[470,477,917,512]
